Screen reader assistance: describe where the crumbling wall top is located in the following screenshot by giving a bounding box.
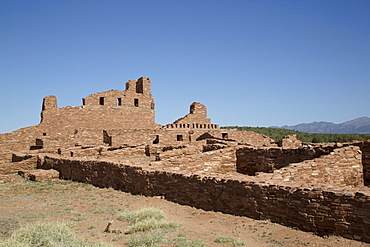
[173,102,211,125]
[42,95,57,111]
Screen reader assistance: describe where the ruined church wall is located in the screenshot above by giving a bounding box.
[39,77,157,135]
[82,89,154,109]
[38,155,370,242]
[173,102,211,125]
[40,107,157,136]
[107,129,160,146]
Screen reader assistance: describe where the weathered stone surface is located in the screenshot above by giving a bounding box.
[1,76,370,243]
[18,169,59,181]
[278,134,302,148]
[37,154,370,242]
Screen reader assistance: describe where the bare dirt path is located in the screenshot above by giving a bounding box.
[0,175,369,247]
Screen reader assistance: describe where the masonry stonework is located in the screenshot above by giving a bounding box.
[1,76,370,243]
[37,154,370,242]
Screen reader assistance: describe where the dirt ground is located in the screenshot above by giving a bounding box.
[0,174,369,247]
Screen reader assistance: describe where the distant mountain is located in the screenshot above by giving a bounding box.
[274,117,370,134]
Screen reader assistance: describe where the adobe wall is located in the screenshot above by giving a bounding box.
[38,154,370,242]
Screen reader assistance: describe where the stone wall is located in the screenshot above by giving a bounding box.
[40,104,157,135]
[236,145,339,175]
[256,145,364,187]
[278,134,302,148]
[173,102,211,125]
[38,154,370,242]
[355,141,370,186]
[40,77,158,136]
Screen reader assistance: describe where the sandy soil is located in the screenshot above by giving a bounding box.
[0,175,369,247]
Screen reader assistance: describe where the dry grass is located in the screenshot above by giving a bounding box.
[0,222,112,247]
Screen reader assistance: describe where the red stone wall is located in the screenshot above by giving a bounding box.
[40,104,157,135]
[222,130,274,146]
[355,141,370,186]
[278,134,302,148]
[173,102,211,125]
[236,145,338,175]
[39,77,158,136]
[38,154,370,242]
[257,145,364,187]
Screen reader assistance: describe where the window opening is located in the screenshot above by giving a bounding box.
[99,97,105,105]
[177,135,183,141]
[36,139,43,146]
[82,98,85,105]
[136,80,143,93]
[134,99,139,107]
[153,135,159,144]
[117,98,122,106]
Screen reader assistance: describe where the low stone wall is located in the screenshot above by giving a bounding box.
[236,145,339,175]
[38,155,370,242]
[257,146,364,187]
[12,153,35,162]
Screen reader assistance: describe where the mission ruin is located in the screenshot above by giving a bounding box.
[1,77,370,243]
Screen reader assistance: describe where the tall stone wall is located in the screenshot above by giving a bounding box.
[40,77,158,136]
[173,102,211,125]
[38,154,370,242]
[356,141,370,186]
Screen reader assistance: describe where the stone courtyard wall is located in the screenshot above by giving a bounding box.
[38,154,370,242]
[236,145,340,175]
[256,145,364,187]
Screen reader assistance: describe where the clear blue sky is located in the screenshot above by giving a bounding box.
[1,0,369,133]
